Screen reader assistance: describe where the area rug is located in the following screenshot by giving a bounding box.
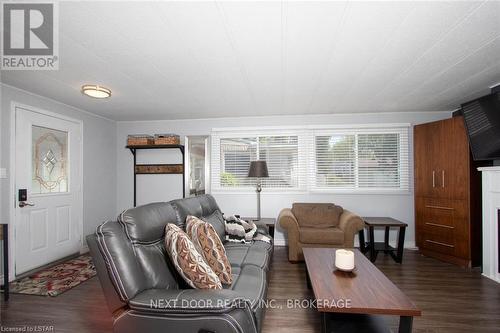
[10,254,96,297]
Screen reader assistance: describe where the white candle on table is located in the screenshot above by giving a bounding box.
[335,249,355,270]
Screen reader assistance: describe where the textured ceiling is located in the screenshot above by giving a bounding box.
[1,1,499,121]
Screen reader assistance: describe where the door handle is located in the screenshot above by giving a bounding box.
[442,170,445,188]
[432,171,435,188]
[19,201,35,208]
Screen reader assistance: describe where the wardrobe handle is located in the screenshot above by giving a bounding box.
[442,170,445,188]
[432,171,435,188]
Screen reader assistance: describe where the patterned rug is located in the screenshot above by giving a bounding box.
[10,254,96,297]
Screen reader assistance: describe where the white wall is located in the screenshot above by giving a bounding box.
[117,111,451,246]
[0,84,117,238]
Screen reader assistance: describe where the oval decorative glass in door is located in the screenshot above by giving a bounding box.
[32,125,68,194]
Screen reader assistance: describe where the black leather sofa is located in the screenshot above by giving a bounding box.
[87,195,273,333]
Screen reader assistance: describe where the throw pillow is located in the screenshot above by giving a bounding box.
[164,223,222,290]
[291,203,344,228]
[186,216,232,285]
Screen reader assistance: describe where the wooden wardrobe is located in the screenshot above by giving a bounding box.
[414,116,481,267]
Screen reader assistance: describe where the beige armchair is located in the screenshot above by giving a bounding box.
[278,203,364,262]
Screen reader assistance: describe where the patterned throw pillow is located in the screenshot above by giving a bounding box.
[186,215,233,285]
[164,223,222,290]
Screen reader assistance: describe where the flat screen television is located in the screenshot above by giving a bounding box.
[461,91,500,161]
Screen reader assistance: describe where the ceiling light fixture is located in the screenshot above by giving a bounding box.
[81,84,111,99]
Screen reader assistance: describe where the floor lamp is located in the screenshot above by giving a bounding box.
[248,160,269,221]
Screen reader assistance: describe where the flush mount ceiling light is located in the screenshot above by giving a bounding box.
[81,84,111,99]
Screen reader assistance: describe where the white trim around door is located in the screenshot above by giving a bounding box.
[8,102,84,280]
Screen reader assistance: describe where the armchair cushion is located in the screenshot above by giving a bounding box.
[291,203,343,228]
[299,227,344,244]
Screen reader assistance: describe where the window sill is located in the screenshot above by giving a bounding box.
[211,189,308,195]
[309,188,412,195]
[211,189,412,196]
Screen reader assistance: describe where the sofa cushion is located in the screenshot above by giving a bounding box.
[202,210,226,242]
[299,226,344,244]
[186,216,232,285]
[292,203,343,228]
[225,244,270,271]
[164,224,222,290]
[170,194,221,229]
[228,265,266,302]
[118,202,178,242]
[229,265,267,331]
[225,241,273,255]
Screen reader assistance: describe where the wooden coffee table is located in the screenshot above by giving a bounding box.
[303,248,421,333]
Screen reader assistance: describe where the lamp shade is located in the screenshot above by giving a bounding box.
[248,160,269,178]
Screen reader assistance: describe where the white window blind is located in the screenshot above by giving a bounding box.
[219,137,257,187]
[258,136,300,188]
[312,127,409,191]
[314,134,356,188]
[211,131,306,190]
[211,125,409,192]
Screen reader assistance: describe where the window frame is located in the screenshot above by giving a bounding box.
[211,129,308,193]
[310,126,410,193]
[211,124,410,194]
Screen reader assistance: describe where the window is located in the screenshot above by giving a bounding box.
[212,132,302,190]
[32,125,68,194]
[219,137,257,187]
[358,133,401,188]
[315,135,355,188]
[212,125,409,192]
[313,128,409,191]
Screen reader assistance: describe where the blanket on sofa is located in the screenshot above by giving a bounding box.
[224,216,271,244]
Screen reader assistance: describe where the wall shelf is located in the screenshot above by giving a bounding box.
[127,144,185,206]
[126,144,185,151]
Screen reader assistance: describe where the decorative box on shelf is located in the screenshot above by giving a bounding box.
[127,134,154,146]
[154,134,180,145]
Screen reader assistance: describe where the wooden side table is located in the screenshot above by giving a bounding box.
[359,217,407,263]
[242,217,275,238]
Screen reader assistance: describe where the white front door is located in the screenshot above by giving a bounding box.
[15,106,82,275]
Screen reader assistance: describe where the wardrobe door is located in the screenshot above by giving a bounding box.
[442,116,469,200]
[426,121,444,197]
[414,124,429,197]
[414,122,437,197]
[428,117,468,200]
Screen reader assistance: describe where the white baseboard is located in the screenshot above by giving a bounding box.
[80,245,89,254]
[482,273,500,284]
[273,239,286,247]
[354,239,416,249]
[274,238,417,249]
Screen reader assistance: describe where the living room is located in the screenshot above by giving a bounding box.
[0,1,499,332]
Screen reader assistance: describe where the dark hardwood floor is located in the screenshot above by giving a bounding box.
[1,247,499,332]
